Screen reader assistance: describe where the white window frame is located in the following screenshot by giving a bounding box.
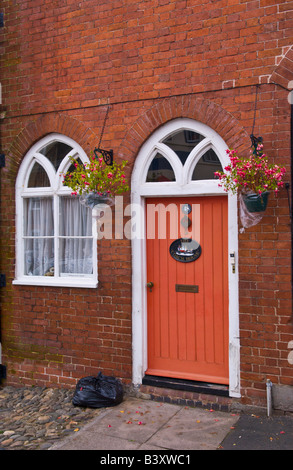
[13,133,98,288]
[131,118,240,398]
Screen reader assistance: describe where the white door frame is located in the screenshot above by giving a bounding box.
[131,118,240,398]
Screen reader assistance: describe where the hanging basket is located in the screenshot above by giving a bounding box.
[242,191,269,213]
[79,192,114,210]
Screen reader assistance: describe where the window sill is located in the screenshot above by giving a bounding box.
[12,277,98,289]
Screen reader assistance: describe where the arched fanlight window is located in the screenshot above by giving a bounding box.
[28,162,50,187]
[14,134,97,288]
[192,149,223,180]
[146,153,176,182]
[39,141,73,170]
[162,129,205,165]
[144,126,223,185]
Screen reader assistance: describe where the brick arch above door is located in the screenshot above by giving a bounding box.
[119,95,251,166]
[6,113,99,183]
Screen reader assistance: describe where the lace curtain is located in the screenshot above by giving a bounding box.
[59,196,93,275]
[24,196,92,276]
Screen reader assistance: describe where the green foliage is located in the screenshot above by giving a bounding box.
[63,153,129,196]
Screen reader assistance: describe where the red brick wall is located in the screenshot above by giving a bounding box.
[1,0,293,407]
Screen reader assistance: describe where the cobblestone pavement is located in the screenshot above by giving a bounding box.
[0,385,103,450]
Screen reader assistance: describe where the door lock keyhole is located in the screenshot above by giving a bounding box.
[147,281,154,292]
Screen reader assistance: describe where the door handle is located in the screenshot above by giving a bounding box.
[147,281,154,292]
[230,251,236,273]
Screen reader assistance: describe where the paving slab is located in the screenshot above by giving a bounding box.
[49,397,239,451]
[146,406,239,450]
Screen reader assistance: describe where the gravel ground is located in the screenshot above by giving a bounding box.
[0,385,103,450]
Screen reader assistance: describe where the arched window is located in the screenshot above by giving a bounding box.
[137,119,227,196]
[144,128,223,186]
[14,134,97,288]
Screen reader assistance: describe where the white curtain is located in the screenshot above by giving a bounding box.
[24,196,93,276]
[24,197,54,276]
[59,197,93,275]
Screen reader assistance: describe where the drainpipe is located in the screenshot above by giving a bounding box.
[291,104,293,309]
[0,268,6,383]
[0,157,6,384]
[266,379,273,417]
[0,11,7,383]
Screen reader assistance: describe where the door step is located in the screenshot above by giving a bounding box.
[142,375,229,397]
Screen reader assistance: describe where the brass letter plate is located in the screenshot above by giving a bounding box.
[175,284,199,293]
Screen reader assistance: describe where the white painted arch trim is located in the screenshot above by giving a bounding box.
[131,118,240,398]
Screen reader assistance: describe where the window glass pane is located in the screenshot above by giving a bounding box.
[23,197,54,276]
[59,196,93,275]
[163,130,205,165]
[28,162,50,187]
[146,153,175,182]
[39,141,73,170]
[24,197,54,236]
[59,196,92,237]
[59,238,93,275]
[192,149,223,180]
[24,238,54,276]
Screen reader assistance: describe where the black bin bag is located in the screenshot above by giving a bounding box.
[72,372,123,408]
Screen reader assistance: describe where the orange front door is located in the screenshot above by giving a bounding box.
[145,196,229,385]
